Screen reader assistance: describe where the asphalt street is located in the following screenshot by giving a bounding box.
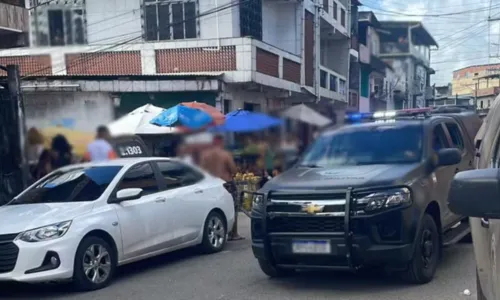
[0,214,477,300]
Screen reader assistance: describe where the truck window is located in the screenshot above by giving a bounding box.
[432,124,449,153]
[445,123,465,151]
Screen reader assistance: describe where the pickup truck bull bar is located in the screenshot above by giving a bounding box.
[245,185,410,272]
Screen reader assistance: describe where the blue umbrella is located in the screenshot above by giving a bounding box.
[150,104,213,130]
[210,109,283,132]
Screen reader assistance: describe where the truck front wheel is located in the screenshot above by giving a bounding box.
[402,213,440,284]
[258,259,296,278]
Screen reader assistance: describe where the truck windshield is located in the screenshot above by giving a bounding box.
[9,166,122,205]
[300,124,423,167]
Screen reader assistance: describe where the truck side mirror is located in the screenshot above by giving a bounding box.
[448,168,500,219]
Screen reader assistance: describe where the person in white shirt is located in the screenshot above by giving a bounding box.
[83,126,117,162]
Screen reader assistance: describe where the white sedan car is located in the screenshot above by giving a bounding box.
[0,157,234,291]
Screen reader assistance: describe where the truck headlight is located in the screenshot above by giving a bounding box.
[359,188,411,213]
[253,194,264,206]
[16,221,72,243]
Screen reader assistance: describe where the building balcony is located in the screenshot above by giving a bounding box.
[0,37,303,92]
[0,2,29,48]
[320,0,349,39]
[319,65,347,102]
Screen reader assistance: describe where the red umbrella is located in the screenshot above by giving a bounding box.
[180,102,225,125]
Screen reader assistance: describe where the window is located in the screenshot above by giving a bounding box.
[333,2,337,20]
[329,74,337,91]
[300,124,423,167]
[117,163,159,196]
[339,79,346,95]
[340,8,346,27]
[432,124,449,152]
[223,99,232,114]
[43,9,85,46]
[156,161,203,189]
[10,166,122,205]
[144,0,197,41]
[320,70,327,88]
[446,123,465,151]
[323,0,328,13]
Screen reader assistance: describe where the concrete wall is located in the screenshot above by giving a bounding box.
[24,91,114,132]
[320,39,349,77]
[262,2,302,55]
[221,85,268,112]
[86,0,141,44]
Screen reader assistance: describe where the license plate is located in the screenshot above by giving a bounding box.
[292,240,331,254]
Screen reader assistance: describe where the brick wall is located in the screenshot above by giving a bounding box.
[0,55,51,76]
[66,51,142,75]
[304,10,314,87]
[156,46,236,73]
[282,58,300,83]
[256,48,279,77]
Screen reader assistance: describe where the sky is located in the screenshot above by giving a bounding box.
[359,0,500,86]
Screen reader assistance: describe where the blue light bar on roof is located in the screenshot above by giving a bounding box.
[345,108,433,123]
[345,112,373,122]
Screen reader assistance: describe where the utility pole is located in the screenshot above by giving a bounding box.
[6,65,29,190]
[33,0,40,46]
[314,0,321,103]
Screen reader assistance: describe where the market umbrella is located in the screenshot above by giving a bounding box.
[150,104,213,130]
[107,104,178,135]
[210,109,283,133]
[180,102,225,125]
[282,104,331,127]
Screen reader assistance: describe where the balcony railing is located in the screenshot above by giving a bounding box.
[0,2,28,33]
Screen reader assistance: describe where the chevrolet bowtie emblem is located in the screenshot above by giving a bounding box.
[302,203,325,214]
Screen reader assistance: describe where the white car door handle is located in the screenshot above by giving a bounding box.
[155,197,166,203]
[194,189,203,194]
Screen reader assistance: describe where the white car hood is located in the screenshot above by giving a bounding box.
[0,202,94,234]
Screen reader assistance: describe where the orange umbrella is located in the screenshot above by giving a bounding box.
[180,102,225,125]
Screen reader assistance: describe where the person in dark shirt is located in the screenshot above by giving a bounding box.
[51,135,73,169]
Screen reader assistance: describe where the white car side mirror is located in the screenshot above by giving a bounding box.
[115,188,143,202]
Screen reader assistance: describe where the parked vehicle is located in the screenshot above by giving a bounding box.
[448,95,500,300]
[0,157,234,291]
[251,107,481,284]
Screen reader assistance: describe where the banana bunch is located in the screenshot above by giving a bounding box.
[234,172,260,183]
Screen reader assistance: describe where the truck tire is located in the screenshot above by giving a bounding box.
[477,270,487,300]
[403,213,440,284]
[258,259,295,278]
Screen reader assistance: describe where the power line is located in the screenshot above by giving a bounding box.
[362,2,500,17]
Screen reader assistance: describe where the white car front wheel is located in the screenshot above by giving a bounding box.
[73,236,117,291]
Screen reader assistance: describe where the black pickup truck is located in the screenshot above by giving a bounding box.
[250,108,481,284]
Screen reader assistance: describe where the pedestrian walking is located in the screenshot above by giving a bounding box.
[199,134,243,241]
[83,125,117,162]
[51,134,73,169]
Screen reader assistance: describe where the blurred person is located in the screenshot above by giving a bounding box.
[51,135,73,169]
[33,149,53,180]
[83,125,117,162]
[199,134,243,241]
[27,127,45,165]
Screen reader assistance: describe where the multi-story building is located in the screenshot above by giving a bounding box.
[452,63,500,112]
[0,0,352,131]
[357,11,398,112]
[0,0,29,49]
[378,21,437,109]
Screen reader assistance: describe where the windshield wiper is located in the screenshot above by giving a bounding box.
[298,164,323,168]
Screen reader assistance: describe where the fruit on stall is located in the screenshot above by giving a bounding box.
[234,172,261,211]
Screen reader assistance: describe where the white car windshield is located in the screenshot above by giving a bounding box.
[9,166,123,205]
[299,124,423,167]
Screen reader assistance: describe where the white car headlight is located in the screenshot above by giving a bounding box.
[16,221,72,243]
[359,188,411,213]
